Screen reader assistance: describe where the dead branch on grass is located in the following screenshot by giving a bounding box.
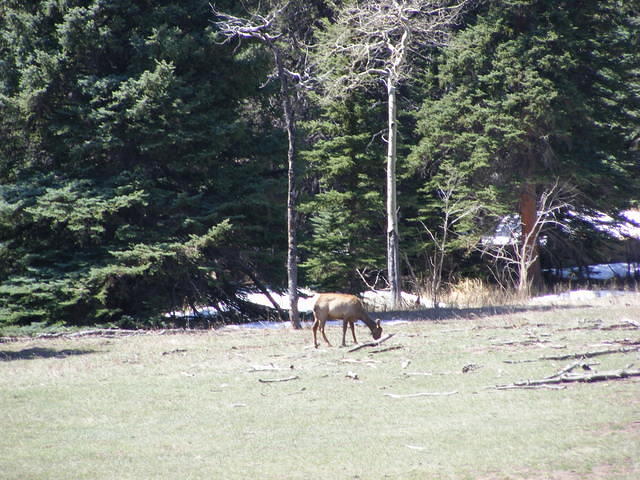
[623,319,640,329]
[493,384,567,391]
[540,346,639,361]
[248,364,285,372]
[347,333,395,352]
[384,390,458,399]
[369,345,403,354]
[492,366,640,391]
[544,361,599,379]
[505,345,639,364]
[258,375,299,383]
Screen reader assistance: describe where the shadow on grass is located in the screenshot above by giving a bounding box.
[0,347,96,361]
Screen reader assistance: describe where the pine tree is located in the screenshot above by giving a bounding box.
[411,0,640,294]
[300,94,386,292]
[0,0,287,327]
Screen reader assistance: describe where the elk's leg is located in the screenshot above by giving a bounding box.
[312,317,319,348]
[341,320,348,347]
[349,320,357,344]
[320,322,332,347]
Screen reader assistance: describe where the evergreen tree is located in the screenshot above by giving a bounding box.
[0,0,287,327]
[300,94,386,292]
[411,0,640,293]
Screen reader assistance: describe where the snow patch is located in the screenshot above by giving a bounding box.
[529,289,639,306]
[241,288,317,313]
[548,262,640,281]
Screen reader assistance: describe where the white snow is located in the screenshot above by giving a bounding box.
[360,289,421,309]
[529,289,639,306]
[483,209,640,246]
[548,262,640,280]
[241,288,318,313]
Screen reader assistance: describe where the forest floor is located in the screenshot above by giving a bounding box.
[1,295,639,479]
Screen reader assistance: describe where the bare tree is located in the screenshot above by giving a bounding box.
[212,1,312,328]
[317,0,473,307]
[480,181,575,297]
[420,174,481,308]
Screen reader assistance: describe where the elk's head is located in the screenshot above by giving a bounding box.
[372,319,383,340]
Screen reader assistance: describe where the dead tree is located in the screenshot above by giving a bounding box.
[317,0,474,307]
[420,173,481,308]
[480,180,575,297]
[212,1,313,328]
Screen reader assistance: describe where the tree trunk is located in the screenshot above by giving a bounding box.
[286,120,300,328]
[273,45,301,329]
[519,182,542,295]
[387,83,401,308]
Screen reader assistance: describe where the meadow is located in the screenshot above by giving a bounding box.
[1,298,639,480]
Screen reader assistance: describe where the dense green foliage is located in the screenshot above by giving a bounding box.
[0,0,287,326]
[300,93,387,292]
[0,0,638,327]
[410,0,640,281]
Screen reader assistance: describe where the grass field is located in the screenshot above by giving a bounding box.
[1,299,639,479]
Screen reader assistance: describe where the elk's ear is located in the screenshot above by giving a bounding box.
[376,319,382,328]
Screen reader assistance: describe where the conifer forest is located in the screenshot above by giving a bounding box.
[1,0,639,328]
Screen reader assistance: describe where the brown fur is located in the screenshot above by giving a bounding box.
[312,293,382,348]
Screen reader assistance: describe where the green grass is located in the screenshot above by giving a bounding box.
[1,302,639,479]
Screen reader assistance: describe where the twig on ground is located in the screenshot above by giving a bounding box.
[340,358,380,365]
[369,345,403,354]
[258,375,299,383]
[248,364,283,372]
[493,384,567,391]
[384,391,458,399]
[347,333,395,353]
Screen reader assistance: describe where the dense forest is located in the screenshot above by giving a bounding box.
[1,0,639,328]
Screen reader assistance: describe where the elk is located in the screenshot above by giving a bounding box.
[312,293,382,348]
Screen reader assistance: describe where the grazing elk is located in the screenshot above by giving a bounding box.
[312,293,382,348]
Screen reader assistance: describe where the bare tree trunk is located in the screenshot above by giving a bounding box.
[519,182,543,294]
[212,4,305,328]
[286,122,300,328]
[387,83,401,308]
[275,47,301,329]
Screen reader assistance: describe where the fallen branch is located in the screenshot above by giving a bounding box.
[369,345,403,354]
[248,364,283,372]
[384,391,458,399]
[539,346,639,361]
[258,375,299,383]
[623,319,640,329]
[494,384,567,391]
[347,333,395,353]
[544,361,598,379]
[493,367,640,390]
[339,358,380,365]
